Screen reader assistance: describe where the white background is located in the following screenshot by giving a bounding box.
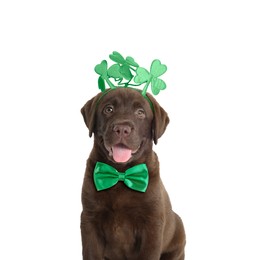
[0,0,260,259]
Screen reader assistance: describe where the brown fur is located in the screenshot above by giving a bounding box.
[80,88,185,259]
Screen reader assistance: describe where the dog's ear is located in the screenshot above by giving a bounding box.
[81,92,103,137]
[147,93,170,144]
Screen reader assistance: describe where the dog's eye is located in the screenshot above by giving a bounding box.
[104,106,114,114]
[135,108,145,118]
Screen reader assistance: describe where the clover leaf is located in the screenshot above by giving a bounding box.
[97,76,106,92]
[134,59,167,95]
[119,65,133,80]
[109,51,125,64]
[134,67,150,84]
[94,60,116,90]
[149,59,167,95]
[151,77,166,95]
[107,64,123,80]
[125,56,139,67]
[150,59,167,77]
[94,60,108,79]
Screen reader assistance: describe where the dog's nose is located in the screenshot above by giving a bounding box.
[113,124,132,137]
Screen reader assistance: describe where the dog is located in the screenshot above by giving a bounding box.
[80,87,186,259]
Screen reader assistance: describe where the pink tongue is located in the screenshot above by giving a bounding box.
[112,145,132,163]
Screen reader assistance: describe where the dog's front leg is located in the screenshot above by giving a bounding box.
[81,213,104,260]
[138,243,162,260]
[136,227,163,260]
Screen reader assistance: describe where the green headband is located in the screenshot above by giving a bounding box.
[94,51,167,96]
[94,51,168,112]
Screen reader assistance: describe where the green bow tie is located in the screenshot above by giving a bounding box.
[93,162,149,192]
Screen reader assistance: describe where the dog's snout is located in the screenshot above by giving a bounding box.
[113,124,132,137]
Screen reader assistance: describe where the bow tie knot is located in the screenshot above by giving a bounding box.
[93,162,149,192]
[118,172,126,182]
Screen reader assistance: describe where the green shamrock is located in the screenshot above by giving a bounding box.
[134,59,167,95]
[107,64,123,80]
[109,51,139,81]
[94,60,116,91]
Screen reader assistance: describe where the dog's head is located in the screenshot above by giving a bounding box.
[81,88,169,164]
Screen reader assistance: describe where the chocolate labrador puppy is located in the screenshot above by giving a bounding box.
[80,88,185,259]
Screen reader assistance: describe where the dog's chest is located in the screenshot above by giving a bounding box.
[97,190,147,256]
[101,206,143,257]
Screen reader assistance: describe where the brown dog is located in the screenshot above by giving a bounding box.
[80,88,185,259]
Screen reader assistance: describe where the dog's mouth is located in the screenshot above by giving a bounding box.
[107,143,141,163]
